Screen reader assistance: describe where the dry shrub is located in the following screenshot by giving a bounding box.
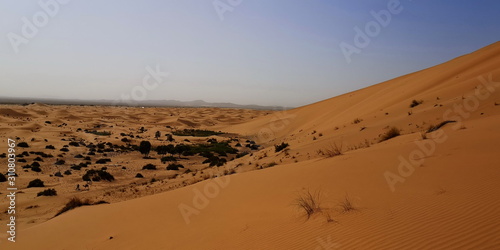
[338,194,356,213]
[55,197,91,217]
[379,127,400,142]
[294,189,322,219]
[321,142,343,157]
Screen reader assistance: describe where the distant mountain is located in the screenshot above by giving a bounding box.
[0,97,290,111]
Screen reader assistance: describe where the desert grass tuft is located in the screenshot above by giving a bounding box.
[338,194,356,213]
[294,189,322,219]
[320,142,343,157]
[379,127,400,142]
[55,197,92,217]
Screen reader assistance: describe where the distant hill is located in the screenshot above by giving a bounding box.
[0,97,290,111]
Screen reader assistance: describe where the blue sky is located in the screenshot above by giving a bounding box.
[1,0,499,107]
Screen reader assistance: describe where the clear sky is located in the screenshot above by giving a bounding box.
[1,0,499,107]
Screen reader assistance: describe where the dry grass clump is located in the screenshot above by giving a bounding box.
[318,142,343,157]
[55,197,109,217]
[352,118,362,124]
[379,127,400,142]
[338,194,356,213]
[294,189,322,219]
[410,99,423,108]
[55,197,92,217]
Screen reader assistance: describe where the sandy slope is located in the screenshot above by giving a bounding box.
[3,42,500,249]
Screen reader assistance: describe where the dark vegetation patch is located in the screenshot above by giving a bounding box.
[275,142,289,152]
[82,169,115,182]
[172,129,224,137]
[37,188,57,197]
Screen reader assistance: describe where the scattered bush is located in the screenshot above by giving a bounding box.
[55,159,65,165]
[160,156,177,163]
[55,197,92,217]
[45,145,55,149]
[54,171,63,177]
[18,142,30,148]
[27,179,45,188]
[166,163,184,170]
[202,156,227,167]
[172,129,224,137]
[37,188,57,197]
[0,173,6,182]
[410,99,423,108]
[379,127,401,142]
[82,169,114,182]
[31,165,42,172]
[96,158,111,164]
[142,164,157,170]
[64,170,72,175]
[135,173,144,178]
[236,151,249,158]
[85,130,111,136]
[275,142,289,152]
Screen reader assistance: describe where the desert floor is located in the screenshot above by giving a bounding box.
[1,42,500,249]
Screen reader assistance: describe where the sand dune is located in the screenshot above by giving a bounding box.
[1,42,500,249]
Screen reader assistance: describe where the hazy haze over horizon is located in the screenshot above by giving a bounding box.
[1,0,499,107]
